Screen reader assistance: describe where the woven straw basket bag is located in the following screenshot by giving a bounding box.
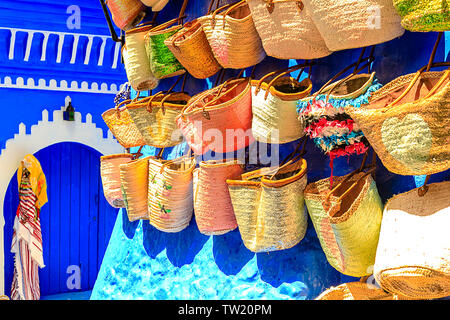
[141,0,169,11]
[148,156,195,233]
[251,66,312,144]
[246,0,332,59]
[373,181,450,300]
[346,69,450,176]
[145,18,186,79]
[126,92,190,148]
[304,171,383,277]
[227,157,308,253]
[193,159,244,236]
[102,99,146,148]
[106,0,146,30]
[165,19,221,79]
[316,282,408,300]
[200,0,266,69]
[393,0,450,32]
[123,24,160,91]
[176,78,254,155]
[120,156,151,222]
[302,0,405,51]
[101,153,134,208]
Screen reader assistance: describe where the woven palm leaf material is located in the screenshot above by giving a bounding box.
[199,0,266,69]
[106,0,146,30]
[176,78,254,155]
[165,19,221,79]
[148,156,195,233]
[123,24,160,91]
[374,181,450,300]
[302,0,405,51]
[346,69,450,176]
[304,172,383,277]
[101,153,134,208]
[251,77,312,144]
[393,0,450,32]
[226,158,308,253]
[120,156,151,222]
[193,159,244,236]
[316,282,409,300]
[145,24,186,79]
[246,0,332,59]
[126,92,191,148]
[141,0,169,12]
[297,73,382,159]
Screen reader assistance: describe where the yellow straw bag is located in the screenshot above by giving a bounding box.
[120,156,151,222]
[246,0,331,59]
[346,68,450,176]
[101,153,134,208]
[199,0,266,69]
[304,168,383,277]
[148,156,196,233]
[227,147,309,253]
[126,91,190,148]
[302,0,405,51]
[102,99,146,148]
[251,64,313,144]
[374,181,450,300]
[316,282,408,300]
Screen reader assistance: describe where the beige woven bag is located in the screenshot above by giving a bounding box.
[302,0,405,51]
[374,181,450,300]
[200,0,266,69]
[246,0,331,59]
[316,282,408,300]
[148,156,195,233]
[101,153,134,208]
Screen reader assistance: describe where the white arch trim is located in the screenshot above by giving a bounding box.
[0,106,124,295]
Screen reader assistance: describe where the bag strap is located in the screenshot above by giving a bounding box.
[267,136,308,180]
[210,0,243,26]
[220,0,246,29]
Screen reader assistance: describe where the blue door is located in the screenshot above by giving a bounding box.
[3,142,118,297]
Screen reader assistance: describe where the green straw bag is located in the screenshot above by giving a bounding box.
[392,0,450,32]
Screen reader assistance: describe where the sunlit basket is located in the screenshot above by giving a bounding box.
[176,78,254,155]
[140,0,169,11]
[148,156,195,233]
[392,0,450,32]
[120,156,150,222]
[200,0,266,69]
[346,69,450,176]
[101,153,134,208]
[123,24,160,91]
[102,100,147,149]
[251,76,312,144]
[193,159,244,235]
[227,158,308,253]
[165,19,221,79]
[316,282,406,300]
[304,172,383,277]
[106,0,146,30]
[246,0,332,59]
[126,92,190,148]
[374,181,450,300]
[302,0,405,51]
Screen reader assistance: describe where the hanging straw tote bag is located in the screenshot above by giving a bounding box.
[316,282,408,300]
[148,155,196,233]
[123,24,160,91]
[145,17,186,79]
[126,91,191,148]
[101,153,134,208]
[304,163,384,277]
[120,156,151,222]
[302,0,405,51]
[193,159,244,235]
[246,0,331,59]
[392,0,450,32]
[226,142,309,252]
[373,181,450,300]
[346,67,450,176]
[176,77,254,155]
[141,0,170,11]
[200,0,266,69]
[102,99,147,148]
[106,0,146,30]
[251,64,313,144]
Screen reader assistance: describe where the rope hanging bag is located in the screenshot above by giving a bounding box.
[106,0,146,30]
[392,0,450,32]
[246,0,332,59]
[101,153,134,208]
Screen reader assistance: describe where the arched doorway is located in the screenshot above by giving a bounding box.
[3,142,118,298]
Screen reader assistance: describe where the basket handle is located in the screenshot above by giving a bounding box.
[254,65,301,95]
[211,0,243,26]
[267,136,308,180]
[221,0,246,29]
[146,91,166,113]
